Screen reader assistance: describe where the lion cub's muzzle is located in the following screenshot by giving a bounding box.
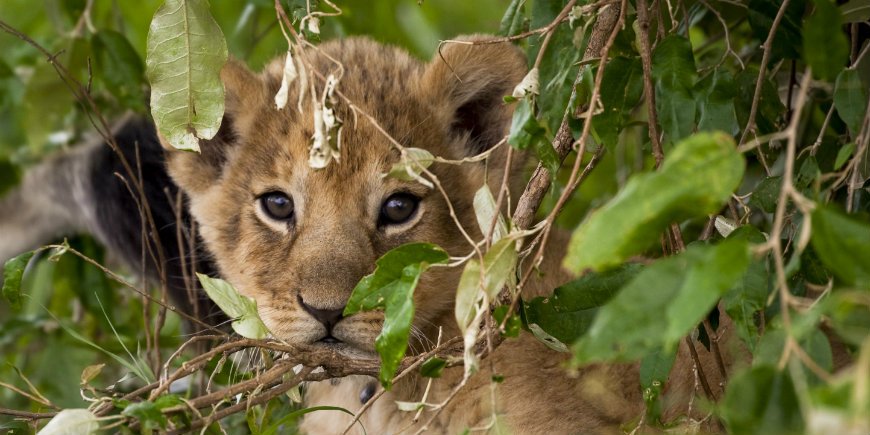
[297,294,345,343]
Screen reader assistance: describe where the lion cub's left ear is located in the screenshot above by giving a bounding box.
[420,35,527,156]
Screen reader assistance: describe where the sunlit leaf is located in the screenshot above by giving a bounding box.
[36,409,99,435]
[146,0,228,152]
[473,185,507,243]
[197,273,269,339]
[455,239,517,332]
[344,243,448,388]
[564,132,745,273]
[385,148,434,183]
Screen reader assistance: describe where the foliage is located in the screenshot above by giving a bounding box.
[0,0,869,434]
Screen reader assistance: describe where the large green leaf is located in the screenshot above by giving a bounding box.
[344,243,449,388]
[803,0,849,81]
[652,35,697,143]
[694,69,739,135]
[834,69,870,137]
[571,239,750,365]
[721,365,805,435]
[2,251,33,310]
[521,264,641,348]
[564,132,745,273]
[810,206,870,288]
[594,56,644,149]
[146,0,228,152]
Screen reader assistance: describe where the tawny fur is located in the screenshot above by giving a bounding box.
[160,37,736,434]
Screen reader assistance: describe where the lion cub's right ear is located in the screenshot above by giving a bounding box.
[160,59,267,194]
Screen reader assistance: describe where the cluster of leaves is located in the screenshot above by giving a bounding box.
[1,0,870,434]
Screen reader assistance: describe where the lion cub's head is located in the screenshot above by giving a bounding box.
[163,37,526,352]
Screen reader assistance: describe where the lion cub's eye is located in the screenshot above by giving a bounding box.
[379,193,419,226]
[260,192,295,221]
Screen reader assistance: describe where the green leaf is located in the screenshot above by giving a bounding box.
[749,176,783,214]
[652,35,697,143]
[92,30,145,110]
[344,243,448,388]
[498,0,524,36]
[196,273,269,339]
[834,143,856,170]
[722,227,770,351]
[593,56,644,149]
[640,348,676,391]
[492,305,521,338]
[2,251,33,310]
[736,67,786,135]
[473,185,507,243]
[834,69,870,137]
[146,0,228,152]
[824,291,870,346]
[521,264,641,346]
[454,239,517,332]
[747,0,805,61]
[508,98,546,151]
[564,132,745,273]
[420,357,447,378]
[840,0,870,22]
[385,148,435,185]
[721,365,805,435]
[571,239,750,365]
[803,0,849,81]
[122,401,168,431]
[694,69,739,135]
[810,206,870,287]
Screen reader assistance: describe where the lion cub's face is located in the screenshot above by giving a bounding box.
[165,38,525,352]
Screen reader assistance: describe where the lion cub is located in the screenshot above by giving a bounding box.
[164,36,652,434]
[1,37,722,433]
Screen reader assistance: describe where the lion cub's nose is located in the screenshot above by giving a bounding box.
[298,295,345,331]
